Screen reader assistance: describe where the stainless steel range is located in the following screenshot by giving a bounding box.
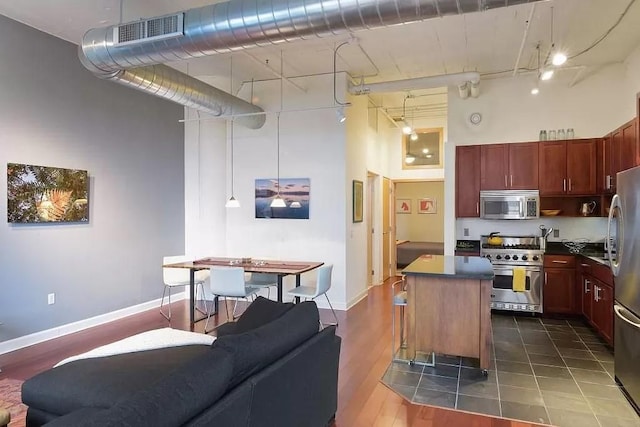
[480,235,544,313]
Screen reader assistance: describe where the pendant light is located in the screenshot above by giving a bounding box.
[270,52,286,208]
[225,119,240,208]
[226,56,240,208]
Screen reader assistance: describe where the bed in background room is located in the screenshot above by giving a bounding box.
[396,241,444,269]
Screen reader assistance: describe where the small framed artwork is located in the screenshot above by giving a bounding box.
[396,199,412,214]
[352,180,363,223]
[418,198,437,214]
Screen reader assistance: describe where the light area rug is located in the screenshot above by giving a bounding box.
[0,378,26,427]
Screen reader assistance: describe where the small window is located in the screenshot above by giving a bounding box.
[402,127,444,169]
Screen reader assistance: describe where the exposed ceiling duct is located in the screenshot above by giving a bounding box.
[349,72,481,95]
[79,0,542,128]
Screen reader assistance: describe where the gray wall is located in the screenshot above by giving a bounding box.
[0,15,185,341]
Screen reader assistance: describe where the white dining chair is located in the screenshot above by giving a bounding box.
[204,266,260,332]
[287,264,338,327]
[161,255,209,321]
[244,272,278,300]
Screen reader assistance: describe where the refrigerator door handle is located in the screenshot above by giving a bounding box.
[614,304,640,329]
[607,194,622,277]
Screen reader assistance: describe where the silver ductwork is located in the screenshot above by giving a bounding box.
[79,0,541,127]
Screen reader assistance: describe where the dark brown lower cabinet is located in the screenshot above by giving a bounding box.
[577,258,614,346]
[544,268,576,314]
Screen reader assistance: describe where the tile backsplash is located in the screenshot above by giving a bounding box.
[456,217,609,243]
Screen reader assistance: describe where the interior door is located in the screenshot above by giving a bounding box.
[382,177,391,281]
[367,173,375,287]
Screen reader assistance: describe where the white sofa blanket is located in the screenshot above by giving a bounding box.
[55,327,215,367]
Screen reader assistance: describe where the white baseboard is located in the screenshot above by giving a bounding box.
[346,289,369,310]
[0,292,186,356]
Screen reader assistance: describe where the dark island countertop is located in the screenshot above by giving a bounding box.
[402,255,494,280]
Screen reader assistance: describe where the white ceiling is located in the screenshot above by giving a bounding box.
[1,0,639,116]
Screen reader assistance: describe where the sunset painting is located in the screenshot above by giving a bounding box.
[255,178,310,219]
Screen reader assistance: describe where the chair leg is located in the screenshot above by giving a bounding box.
[160,285,171,321]
[324,294,339,326]
[195,282,208,315]
[399,305,406,348]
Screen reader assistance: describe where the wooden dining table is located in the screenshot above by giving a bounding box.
[163,257,324,330]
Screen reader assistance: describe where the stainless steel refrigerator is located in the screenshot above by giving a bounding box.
[608,165,640,412]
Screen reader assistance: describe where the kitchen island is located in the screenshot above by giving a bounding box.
[402,255,494,370]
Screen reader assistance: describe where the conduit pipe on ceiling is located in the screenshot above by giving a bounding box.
[79,0,541,128]
[349,72,480,95]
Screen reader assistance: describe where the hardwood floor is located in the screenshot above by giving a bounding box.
[0,279,543,427]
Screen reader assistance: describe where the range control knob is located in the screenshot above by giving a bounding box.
[512,255,519,261]
[496,255,502,260]
[521,255,528,261]
[532,255,539,261]
[485,254,491,259]
[504,255,511,260]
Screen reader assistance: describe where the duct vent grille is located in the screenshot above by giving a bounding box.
[114,13,184,46]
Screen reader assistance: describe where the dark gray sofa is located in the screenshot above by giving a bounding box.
[22,298,341,427]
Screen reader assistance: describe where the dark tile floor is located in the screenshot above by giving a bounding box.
[382,314,640,426]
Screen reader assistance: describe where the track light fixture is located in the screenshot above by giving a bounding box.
[336,106,346,123]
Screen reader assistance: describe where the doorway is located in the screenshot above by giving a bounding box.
[393,180,445,273]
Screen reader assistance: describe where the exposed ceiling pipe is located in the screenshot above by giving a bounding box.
[349,72,481,95]
[79,0,541,127]
[512,4,537,77]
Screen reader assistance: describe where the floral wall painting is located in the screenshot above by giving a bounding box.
[7,163,89,223]
[352,180,363,223]
[396,198,412,214]
[419,198,437,214]
[255,178,310,219]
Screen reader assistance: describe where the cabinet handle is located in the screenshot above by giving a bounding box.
[545,272,548,283]
[504,175,508,188]
[552,260,568,264]
[510,175,513,187]
[580,263,590,268]
[563,179,567,192]
[568,178,572,192]
[476,202,479,215]
[594,286,600,302]
[606,175,611,190]
[584,279,590,294]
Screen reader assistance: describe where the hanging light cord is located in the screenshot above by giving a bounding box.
[230,119,234,196]
[570,0,636,60]
[277,52,284,198]
[333,41,350,106]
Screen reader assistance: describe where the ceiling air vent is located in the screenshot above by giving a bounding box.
[113,13,184,46]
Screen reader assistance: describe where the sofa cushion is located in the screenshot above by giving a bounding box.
[213,300,320,388]
[39,346,235,427]
[22,345,211,416]
[216,296,294,337]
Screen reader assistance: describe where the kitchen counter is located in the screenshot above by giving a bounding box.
[402,255,494,280]
[403,255,493,370]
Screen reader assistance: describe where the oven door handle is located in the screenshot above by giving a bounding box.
[493,267,542,274]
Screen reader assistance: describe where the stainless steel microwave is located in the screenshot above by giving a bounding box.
[480,190,540,220]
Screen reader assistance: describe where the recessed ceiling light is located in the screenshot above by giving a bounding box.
[531,88,539,95]
[99,19,108,24]
[540,69,554,81]
[552,52,567,66]
[422,148,429,154]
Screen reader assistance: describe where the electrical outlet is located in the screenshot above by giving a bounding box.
[48,293,55,305]
[464,228,469,237]
[553,229,560,238]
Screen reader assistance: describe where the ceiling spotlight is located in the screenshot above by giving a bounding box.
[458,82,470,99]
[410,132,418,141]
[405,155,415,164]
[552,52,567,66]
[540,69,554,81]
[531,87,539,95]
[290,201,302,208]
[402,122,412,135]
[422,148,429,154]
[336,106,346,123]
[470,81,480,98]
